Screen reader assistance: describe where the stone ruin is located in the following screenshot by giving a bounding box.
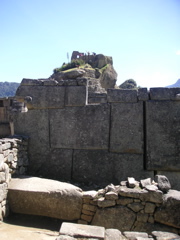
[0,52,180,239]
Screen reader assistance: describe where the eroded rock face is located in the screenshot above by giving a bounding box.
[8,176,83,220]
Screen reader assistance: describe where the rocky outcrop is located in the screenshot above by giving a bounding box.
[51,53,117,94]
[8,176,83,220]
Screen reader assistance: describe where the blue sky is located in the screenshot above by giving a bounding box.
[0,0,180,88]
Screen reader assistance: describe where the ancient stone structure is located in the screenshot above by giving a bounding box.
[6,175,180,236]
[0,97,27,138]
[13,79,180,191]
[0,136,28,221]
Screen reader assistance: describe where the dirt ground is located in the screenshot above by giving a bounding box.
[0,213,62,240]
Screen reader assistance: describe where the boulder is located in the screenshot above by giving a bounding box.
[8,176,83,220]
[155,175,171,193]
[154,190,180,229]
[100,64,117,89]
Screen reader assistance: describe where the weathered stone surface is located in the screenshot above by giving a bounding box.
[105,191,118,200]
[56,236,76,240]
[50,104,110,150]
[65,86,87,106]
[105,229,126,240]
[146,100,180,170]
[8,177,83,220]
[151,231,180,240]
[128,177,136,188]
[43,149,73,181]
[132,221,179,235]
[144,202,156,213]
[59,222,105,239]
[155,175,171,193]
[123,231,149,239]
[157,171,180,191]
[107,89,137,103]
[145,185,158,191]
[127,202,144,212]
[116,197,133,205]
[97,198,116,208]
[140,178,152,188]
[138,88,149,101]
[83,191,97,199]
[13,109,49,176]
[82,209,95,216]
[83,204,97,212]
[81,214,93,222]
[154,190,180,228]
[63,69,85,79]
[92,206,136,231]
[136,212,149,222]
[139,189,163,203]
[16,85,65,109]
[150,87,180,100]
[73,150,153,186]
[99,64,117,90]
[110,102,143,153]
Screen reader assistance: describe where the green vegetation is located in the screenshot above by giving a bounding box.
[119,79,138,90]
[53,59,85,73]
[0,82,19,97]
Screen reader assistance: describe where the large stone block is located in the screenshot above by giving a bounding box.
[13,110,50,175]
[107,89,137,103]
[65,86,87,106]
[110,102,144,153]
[60,222,105,239]
[8,177,83,220]
[154,190,180,229]
[146,101,180,170]
[92,206,136,231]
[150,87,180,100]
[16,85,65,109]
[72,150,153,186]
[42,149,73,181]
[50,104,110,149]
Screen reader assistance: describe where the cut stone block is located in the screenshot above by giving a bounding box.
[8,177,83,220]
[65,86,87,106]
[50,104,110,149]
[146,101,180,170]
[92,206,136,232]
[13,109,50,175]
[16,85,65,109]
[59,222,105,239]
[150,87,180,100]
[110,102,144,154]
[154,190,180,229]
[138,88,149,101]
[42,149,73,181]
[107,89,137,103]
[73,150,153,186]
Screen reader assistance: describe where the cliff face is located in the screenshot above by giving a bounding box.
[51,52,118,93]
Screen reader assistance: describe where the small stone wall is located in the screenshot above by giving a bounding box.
[0,136,28,221]
[79,176,180,235]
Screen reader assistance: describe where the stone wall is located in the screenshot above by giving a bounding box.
[0,136,28,220]
[13,79,180,190]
